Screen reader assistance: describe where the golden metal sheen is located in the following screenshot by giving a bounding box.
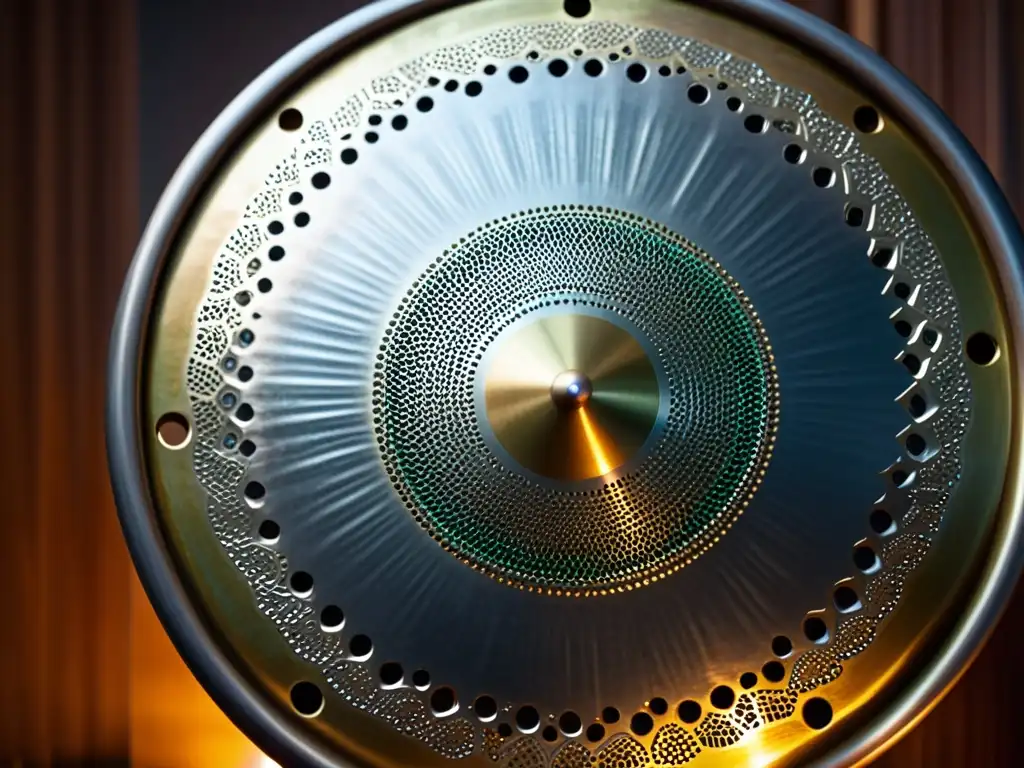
[127,2,1019,767]
[484,314,660,481]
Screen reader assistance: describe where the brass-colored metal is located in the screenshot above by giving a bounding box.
[484,314,659,481]
[124,2,1021,767]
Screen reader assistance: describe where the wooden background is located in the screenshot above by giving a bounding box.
[0,0,1021,765]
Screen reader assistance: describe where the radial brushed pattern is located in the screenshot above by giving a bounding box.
[239,64,907,714]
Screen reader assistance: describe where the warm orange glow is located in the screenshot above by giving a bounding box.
[576,405,616,476]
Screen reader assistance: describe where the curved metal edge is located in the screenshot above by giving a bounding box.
[107,2,458,767]
[711,3,1024,766]
[106,1,1024,767]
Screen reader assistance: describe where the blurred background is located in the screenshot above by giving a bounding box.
[0,0,1021,765]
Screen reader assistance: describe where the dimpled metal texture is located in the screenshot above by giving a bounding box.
[375,207,776,592]
[181,16,971,766]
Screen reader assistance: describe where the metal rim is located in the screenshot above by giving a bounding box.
[107,2,1024,766]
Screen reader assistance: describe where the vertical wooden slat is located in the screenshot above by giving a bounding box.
[0,0,136,762]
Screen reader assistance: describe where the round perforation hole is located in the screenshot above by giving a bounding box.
[563,0,591,18]
[783,144,806,164]
[739,672,758,689]
[813,167,837,188]
[430,686,459,716]
[626,62,647,83]
[853,105,883,134]
[542,726,558,742]
[243,480,266,506]
[630,711,654,736]
[516,705,541,733]
[474,695,498,721]
[601,706,620,724]
[687,83,709,104]
[379,662,403,687]
[834,585,862,613]
[743,114,767,133]
[349,634,373,660]
[583,59,604,77]
[290,681,324,717]
[559,711,583,736]
[586,722,605,742]
[854,544,880,573]
[771,635,793,658]
[648,697,668,715]
[156,412,191,449]
[678,700,702,724]
[412,670,431,690]
[289,570,313,598]
[803,616,830,644]
[966,332,999,365]
[278,108,303,131]
[548,59,569,77]
[320,605,344,631]
[762,661,786,683]
[257,519,280,543]
[803,697,834,729]
[710,685,735,709]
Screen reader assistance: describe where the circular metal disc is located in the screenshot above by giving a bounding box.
[109,1,1024,767]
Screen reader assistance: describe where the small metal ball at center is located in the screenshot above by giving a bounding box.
[551,370,593,409]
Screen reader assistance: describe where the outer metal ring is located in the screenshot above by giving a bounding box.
[107,1,1024,766]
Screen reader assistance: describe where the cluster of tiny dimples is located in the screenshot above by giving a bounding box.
[373,207,777,592]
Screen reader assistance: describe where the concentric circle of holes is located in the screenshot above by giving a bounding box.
[349,634,373,659]
[630,712,654,736]
[853,105,883,134]
[586,723,606,742]
[278,108,303,131]
[710,685,735,710]
[803,616,829,644]
[430,686,458,716]
[156,412,191,449]
[257,519,280,544]
[833,585,861,613]
[289,681,324,717]
[966,332,999,365]
[563,0,592,18]
[739,672,758,689]
[602,706,620,724]
[771,635,793,658]
[289,570,313,598]
[559,711,583,737]
[802,697,834,729]
[762,661,786,683]
[649,697,668,715]
[677,700,702,724]
[516,705,541,733]
[320,605,344,632]
[474,695,498,721]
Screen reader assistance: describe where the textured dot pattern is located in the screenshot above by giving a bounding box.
[651,723,701,764]
[178,16,972,767]
[376,207,777,592]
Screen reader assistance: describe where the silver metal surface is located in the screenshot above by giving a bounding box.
[107,2,1024,767]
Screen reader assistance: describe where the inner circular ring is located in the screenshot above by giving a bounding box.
[483,312,662,482]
